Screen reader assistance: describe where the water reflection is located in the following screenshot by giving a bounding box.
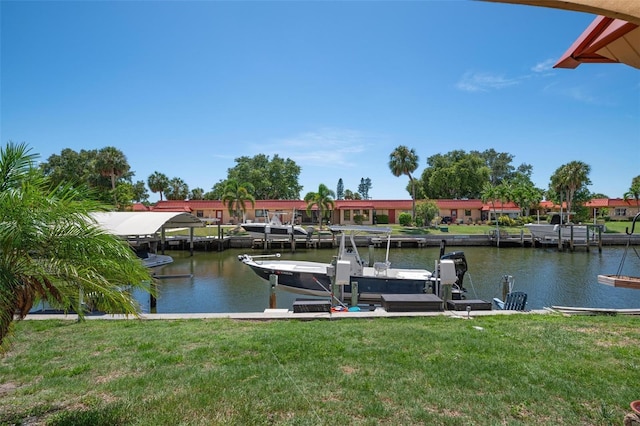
[136,245,640,313]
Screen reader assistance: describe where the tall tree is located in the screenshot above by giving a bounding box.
[343,189,354,200]
[226,154,302,199]
[221,179,255,223]
[148,172,169,201]
[205,180,226,200]
[550,161,592,223]
[420,150,490,199]
[189,187,205,200]
[336,178,344,200]
[40,148,94,188]
[132,180,149,203]
[113,182,134,211]
[0,142,153,349]
[510,175,543,217]
[95,147,130,204]
[40,147,133,204]
[389,145,419,220]
[358,177,372,200]
[495,180,513,217]
[474,149,515,185]
[623,175,640,210]
[165,177,189,200]
[480,182,500,226]
[304,183,335,228]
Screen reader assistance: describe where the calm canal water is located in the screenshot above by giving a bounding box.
[135,245,640,313]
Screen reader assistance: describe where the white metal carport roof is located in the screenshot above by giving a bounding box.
[90,212,204,237]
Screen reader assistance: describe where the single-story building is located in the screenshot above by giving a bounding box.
[140,197,638,225]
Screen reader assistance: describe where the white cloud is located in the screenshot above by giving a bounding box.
[250,128,371,168]
[456,71,520,92]
[532,58,556,73]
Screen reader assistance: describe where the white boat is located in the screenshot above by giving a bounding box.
[139,252,174,268]
[240,212,310,240]
[525,214,603,242]
[238,225,468,303]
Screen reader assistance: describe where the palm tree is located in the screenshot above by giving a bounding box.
[481,182,499,226]
[221,179,255,223]
[0,142,153,349]
[623,175,640,212]
[495,180,513,218]
[550,161,591,223]
[304,184,335,228]
[148,172,169,201]
[389,145,419,221]
[165,177,189,200]
[189,187,205,200]
[95,146,130,204]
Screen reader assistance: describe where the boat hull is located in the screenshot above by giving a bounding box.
[242,258,434,301]
[241,224,308,239]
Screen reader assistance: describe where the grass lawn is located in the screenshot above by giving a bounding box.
[1,315,639,425]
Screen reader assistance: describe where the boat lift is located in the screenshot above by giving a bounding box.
[597,212,640,289]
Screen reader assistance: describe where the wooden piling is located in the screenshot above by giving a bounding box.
[269,274,277,309]
[150,281,157,313]
[570,226,574,251]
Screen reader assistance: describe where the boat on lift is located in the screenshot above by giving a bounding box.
[525,213,603,242]
[238,225,468,302]
[240,212,310,240]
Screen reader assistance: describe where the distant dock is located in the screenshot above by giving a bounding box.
[157,232,639,253]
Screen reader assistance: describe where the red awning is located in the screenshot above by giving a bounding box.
[555,16,640,69]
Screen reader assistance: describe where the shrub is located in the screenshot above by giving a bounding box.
[498,216,516,227]
[399,213,412,226]
[354,214,364,225]
[376,214,389,224]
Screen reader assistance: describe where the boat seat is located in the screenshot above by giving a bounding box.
[373,261,390,277]
[493,291,527,311]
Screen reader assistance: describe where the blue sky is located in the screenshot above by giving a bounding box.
[2,1,638,201]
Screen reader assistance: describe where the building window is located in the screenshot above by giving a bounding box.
[363,209,370,220]
[464,209,471,217]
[615,208,627,217]
[256,209,267,218]
[344,210,351,221]
[196,210,204,218]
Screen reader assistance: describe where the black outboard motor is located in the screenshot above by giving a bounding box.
[440,251,468,299]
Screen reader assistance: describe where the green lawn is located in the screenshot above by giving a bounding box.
[1,315,639,425]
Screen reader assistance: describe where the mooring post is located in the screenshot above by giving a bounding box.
[351,281,359,308]
[598,226,602,252]
[189,227,194,256]
[501,275,510,302]
[570,225,574,251]
[269,274,277,309]
[150,281,157,313]
[586,226,590,252]
[557,226,562,251]
[368,242,374,267]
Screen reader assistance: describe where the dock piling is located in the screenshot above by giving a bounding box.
[269,274,278,309]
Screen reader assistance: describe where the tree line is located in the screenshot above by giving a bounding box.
[38,145,639,223]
